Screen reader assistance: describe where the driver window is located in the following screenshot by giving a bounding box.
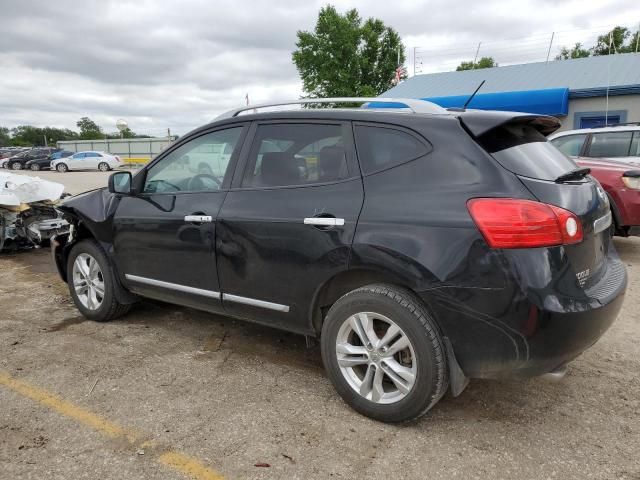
[144,127,242,193]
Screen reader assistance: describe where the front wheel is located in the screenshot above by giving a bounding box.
[11,162,22,170]
[321,284,448,423]
[56,163,68,172]
[98,162,110,172]
[67,240,131,321]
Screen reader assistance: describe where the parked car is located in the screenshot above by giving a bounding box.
[570,157,640,237]
[548,123,640,165]
[6,148,58,170]
[26,150,74,171]
[2,150,31,169]
[52,98,626,423]
[51,151,121,172]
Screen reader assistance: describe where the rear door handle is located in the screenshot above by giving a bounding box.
[184,215,213,223]
[303,217,345,226]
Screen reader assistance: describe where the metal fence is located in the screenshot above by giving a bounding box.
[56,137,177,165]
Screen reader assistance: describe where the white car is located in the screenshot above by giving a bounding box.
[548,124,640,165]
[51,151,121,172]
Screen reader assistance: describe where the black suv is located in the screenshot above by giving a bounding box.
[7,147,58,170]
[52,98,626,423]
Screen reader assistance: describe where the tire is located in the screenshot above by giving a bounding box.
[56,163,68,172]
[11,162,22,170]
[66,239,131,322]
[98,162,110,172]
[30,164,40,171]
[321,284,448,423]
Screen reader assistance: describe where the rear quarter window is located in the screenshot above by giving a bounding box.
[478,122,578,181]
[354,124,431,174]
[550,134,587,156]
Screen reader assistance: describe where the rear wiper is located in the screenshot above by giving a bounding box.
[555,167,591,183]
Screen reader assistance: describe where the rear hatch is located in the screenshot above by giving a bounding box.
[466,114,612,291]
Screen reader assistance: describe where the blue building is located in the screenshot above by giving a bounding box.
[382,53,640,131]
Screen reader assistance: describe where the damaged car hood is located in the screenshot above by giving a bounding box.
[0,173,65,207]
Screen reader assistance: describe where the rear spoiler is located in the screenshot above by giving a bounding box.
[456,110,561,137]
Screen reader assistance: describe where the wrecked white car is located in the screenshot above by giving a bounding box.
[0,173,70,251]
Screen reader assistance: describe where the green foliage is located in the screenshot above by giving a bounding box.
[556,26,640,60]
[76,116,103,140]
[456,57,497,71]
[555,43,591,60]
[593,26,631,55]
[292,5,405,98]
[1,117,143,146]
[0,127,10,147]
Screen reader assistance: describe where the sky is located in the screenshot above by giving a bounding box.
[1,0,639,136]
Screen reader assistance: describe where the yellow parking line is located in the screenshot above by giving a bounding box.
[0,371,224,480]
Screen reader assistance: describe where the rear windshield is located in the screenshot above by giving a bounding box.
[478,123,578,181]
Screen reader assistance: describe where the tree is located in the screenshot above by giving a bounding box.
[555,42,591,60]
[0,127,10,147]
[456,57,497,71]
[76,117,103,140]
[292,5,405,98]
[592,26,631,55]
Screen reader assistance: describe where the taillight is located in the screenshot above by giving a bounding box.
[115,156,121,162]
[467,198,583,249]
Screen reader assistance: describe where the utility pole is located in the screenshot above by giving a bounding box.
[413,46,416,76]
[546,32,555,63]
[636,23,639,53]
[473,42,482,67]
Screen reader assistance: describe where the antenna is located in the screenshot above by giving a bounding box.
[463,80,486,109]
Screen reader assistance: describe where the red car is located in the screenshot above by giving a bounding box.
[575,157,640,236]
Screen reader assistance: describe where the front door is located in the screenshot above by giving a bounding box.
[216,121,364,333]
[113,125,247,313]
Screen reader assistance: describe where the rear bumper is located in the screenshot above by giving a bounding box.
[426,249,627,379]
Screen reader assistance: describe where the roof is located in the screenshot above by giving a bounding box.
[549,124,640,139]
[384,53,640,99]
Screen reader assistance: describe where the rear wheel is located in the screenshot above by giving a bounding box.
[56,163,68,172]
[321,284,448,423]
[67,240,131,321]
[98,162,110,172]
[30,163,40,171]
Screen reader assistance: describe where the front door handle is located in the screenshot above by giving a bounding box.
[303,217,345,226]
[184,215,212,223]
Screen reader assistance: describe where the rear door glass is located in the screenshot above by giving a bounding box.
[586,131,633,157]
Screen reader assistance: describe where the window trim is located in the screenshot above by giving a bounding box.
[230,120,360,191]
[583,130,634,158]
[135,122,249,196]
[352,121,433,176]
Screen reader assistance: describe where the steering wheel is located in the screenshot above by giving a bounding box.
[187,173,221,191]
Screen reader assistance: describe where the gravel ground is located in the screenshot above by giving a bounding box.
[0,234,638,479]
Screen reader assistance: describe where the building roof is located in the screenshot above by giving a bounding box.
[383,53,640,99]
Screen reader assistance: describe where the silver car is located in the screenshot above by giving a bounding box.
[51,151,122,172]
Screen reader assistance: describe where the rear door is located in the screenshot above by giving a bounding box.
[216,121,363,333]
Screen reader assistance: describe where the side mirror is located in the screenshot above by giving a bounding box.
[108,171,132,194]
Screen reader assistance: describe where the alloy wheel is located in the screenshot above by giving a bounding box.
[335,311,417,404]
[98,162,109,171]
[72,253,105,311]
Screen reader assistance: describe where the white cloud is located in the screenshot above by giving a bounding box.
[1,0,638,135]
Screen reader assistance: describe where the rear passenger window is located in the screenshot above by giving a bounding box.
[241,124,349,188]
[630,132,640,156]
[550,134,587,157]
[354,125,430,174]
[586,132,633,157]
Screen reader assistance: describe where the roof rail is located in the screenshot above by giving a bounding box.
[215,97,447,120]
